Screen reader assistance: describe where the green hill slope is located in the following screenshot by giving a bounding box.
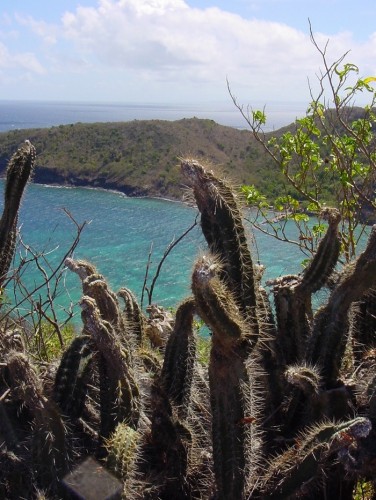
[0,118,284,199]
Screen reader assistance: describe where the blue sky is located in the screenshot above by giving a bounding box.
[1,0,376,116]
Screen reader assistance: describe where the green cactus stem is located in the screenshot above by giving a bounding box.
[299,208,341,295]
[106,422,140,481]
[351,288,376,363]
[53,335,94,420]
[80,296,141,436]
[272,208,341,367]
[118,287,145,346]
[161,297,196,414]
[309,225,376,386]
[192,254,261,500]
[261,417,371,499]
[6,351,67,491]
[148,381,193,499]
[181,158,258,328]
[0,141,36,286]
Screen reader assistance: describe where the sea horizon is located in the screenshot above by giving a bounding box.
[0,98,308,133]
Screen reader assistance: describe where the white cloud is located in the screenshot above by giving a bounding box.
[15,13,59,45]
[0,41,45,74]
[9,0,376,103]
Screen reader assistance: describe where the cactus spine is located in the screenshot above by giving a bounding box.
[192,254,261,499]
[261,417,371,499]
[181,159,259,330]
[0,141,35,286]
[6,351,67,492]
[161,297,196,412]
[309,225,376,385]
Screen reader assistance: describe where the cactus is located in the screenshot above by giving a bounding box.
[53,335,94,419]
[261,417,371,499]
[5,149,376,499]
[349,288,376,363]
[106,422,140,480]
[6,351,67,492]
[0,141,35,286]
[271,208,341,367]
[192,254,261,499]
[181,159,259,330]
[118,286,146,346]
[80,296,141,436]
[161,298,196,407]
[65,258,141,442]
[308,225,376,386]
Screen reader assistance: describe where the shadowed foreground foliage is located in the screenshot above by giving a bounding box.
[1,145,376,499]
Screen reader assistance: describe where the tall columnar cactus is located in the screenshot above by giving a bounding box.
[308,225,376,386]
[181,159,259,333]
[0,141,35,286]
[192,254,261,499]
[118,286,146,346]
[53,335,94,419]
[161,297,196,414]
[351,289,376,363]
[271,208,341,367]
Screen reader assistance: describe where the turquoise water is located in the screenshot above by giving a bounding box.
[1,180,309,324]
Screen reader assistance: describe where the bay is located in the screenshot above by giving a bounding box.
[1,180,307,324]
[0,99,313,326]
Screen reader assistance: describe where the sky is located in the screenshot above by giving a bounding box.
[1,0,376,118]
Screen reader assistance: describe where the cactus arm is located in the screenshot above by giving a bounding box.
[0,141,35,284]
[181,159,258,323]
[161,297,196,412]
[53,335,94,419]
[262,417,371,499]
[192,255,257,350]
[80,296,140,433]
[309,226,376,385]
[118,287,145,346]
[298,208,341,295]
[192,255,261,499]
[350,288,376,364]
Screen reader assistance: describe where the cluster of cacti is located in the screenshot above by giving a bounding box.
[1,148,376,499]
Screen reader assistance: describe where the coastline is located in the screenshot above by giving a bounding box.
[0,175,196,209]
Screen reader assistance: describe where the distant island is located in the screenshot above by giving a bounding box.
[0,118,286,201]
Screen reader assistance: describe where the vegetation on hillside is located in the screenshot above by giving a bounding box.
[0,117,285,200]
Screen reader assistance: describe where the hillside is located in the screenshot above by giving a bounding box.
[0,118,284,200]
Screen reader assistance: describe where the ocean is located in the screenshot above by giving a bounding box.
[0,100,309,326]
[0,99,307,132]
